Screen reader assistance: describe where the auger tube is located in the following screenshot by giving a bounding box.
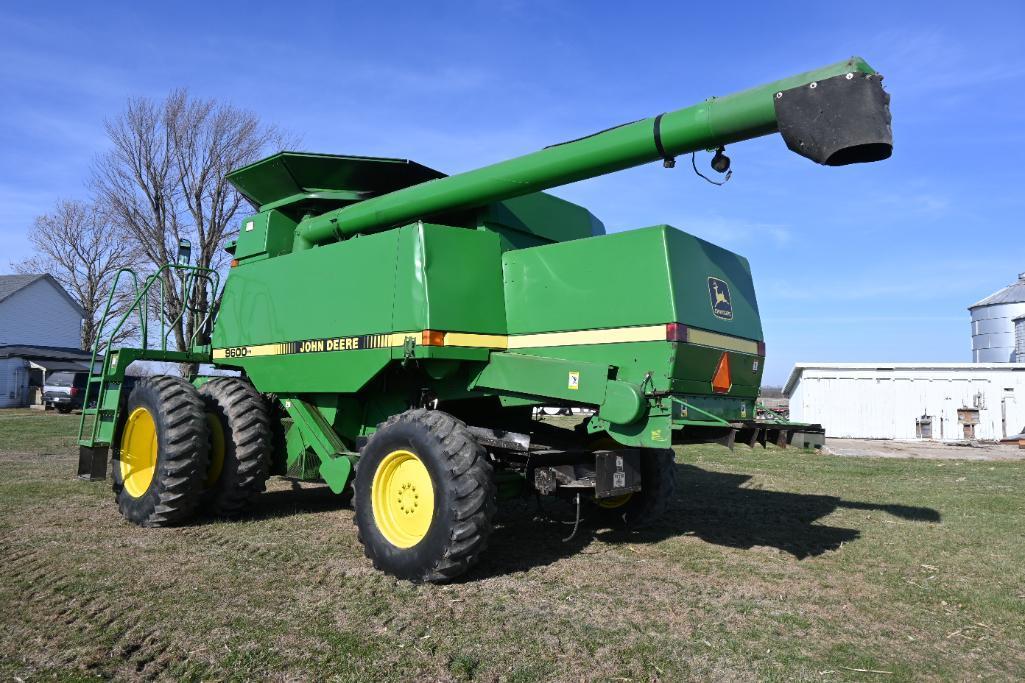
[294,56,891,248]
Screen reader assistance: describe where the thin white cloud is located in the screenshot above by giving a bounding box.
[675,214,793,247]
[760,258,1015,305]
[769,315,965,324]
[873,27,1025,95]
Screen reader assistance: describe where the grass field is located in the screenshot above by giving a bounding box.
[1,408,1023,681]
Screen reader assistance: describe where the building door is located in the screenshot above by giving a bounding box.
[12,367,27,407]
[1003,390,1018,438]
[958,407,980,441]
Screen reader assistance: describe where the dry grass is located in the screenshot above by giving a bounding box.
[1,408,1024,681]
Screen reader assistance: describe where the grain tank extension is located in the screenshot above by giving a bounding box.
[78,58,892,582]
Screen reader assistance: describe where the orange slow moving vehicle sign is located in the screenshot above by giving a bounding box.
[711,352,732,394]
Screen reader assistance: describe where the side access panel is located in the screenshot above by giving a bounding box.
[502,224,762,340]
[212,230,401,393]
[391,223,507,335]
[212,223,509,395]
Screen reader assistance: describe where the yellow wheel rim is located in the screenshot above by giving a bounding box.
[206,413,225,487]
[120,407,158,498]
[371,449,435,548]
[596,492,633,509]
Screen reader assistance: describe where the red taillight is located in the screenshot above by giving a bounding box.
[665,322,688,342]
[757,340,766,356]
[711,353,732,394]
[421,330,445,346]
[70,387,79,397]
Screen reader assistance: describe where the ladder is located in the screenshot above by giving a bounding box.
[77,263,220,452]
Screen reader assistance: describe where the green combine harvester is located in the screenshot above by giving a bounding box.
[78,57,891,582]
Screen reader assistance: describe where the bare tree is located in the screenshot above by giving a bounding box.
[93,89,282,353]
[13,199,137,353]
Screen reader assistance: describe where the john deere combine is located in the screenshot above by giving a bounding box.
[79,57,891,582]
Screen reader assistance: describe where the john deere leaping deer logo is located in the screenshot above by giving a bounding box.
[707,277,733,320]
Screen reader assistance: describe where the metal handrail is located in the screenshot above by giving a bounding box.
[78,263,220,445]
[152,266,220,351]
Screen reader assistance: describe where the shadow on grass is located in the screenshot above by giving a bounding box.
[471,463,941,579]
[242,481,352,521]
[186,462,940,580]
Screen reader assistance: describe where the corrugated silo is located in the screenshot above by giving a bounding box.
[969,273,1025,362]
[1015,314,1025,362]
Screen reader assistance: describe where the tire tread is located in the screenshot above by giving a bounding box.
[198,377,273,517]
[115,376,209,527]
[354,408,496,583]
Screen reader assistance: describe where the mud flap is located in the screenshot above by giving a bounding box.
[594,449,642,499]
[77,446,109,481]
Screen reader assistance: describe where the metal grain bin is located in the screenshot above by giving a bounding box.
[969,273,1025,362]
[1015,314,1025,362]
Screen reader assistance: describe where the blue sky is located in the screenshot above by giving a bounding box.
[1,1,1023,384]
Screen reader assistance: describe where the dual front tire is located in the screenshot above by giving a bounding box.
[113,376,272,526]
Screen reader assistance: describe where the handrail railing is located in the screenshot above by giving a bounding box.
[78,263,220,446]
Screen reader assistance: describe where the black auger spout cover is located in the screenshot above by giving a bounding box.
[774,71,893,166]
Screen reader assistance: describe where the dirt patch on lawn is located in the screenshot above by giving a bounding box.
[825,438,1025,461]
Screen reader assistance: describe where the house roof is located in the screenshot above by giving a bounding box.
[28,359,90,373]
[0,273,85,316]
[783,361,1025,396]
[0,345,96,361]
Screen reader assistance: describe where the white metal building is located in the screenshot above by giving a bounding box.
[785,363,1025,441]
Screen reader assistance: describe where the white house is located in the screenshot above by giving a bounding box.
[0,274,90,408]
[785,363,1025,441]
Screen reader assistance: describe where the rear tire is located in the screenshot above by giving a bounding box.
[112,376,209,527]
[199,377,273,517]
[594,448,676,528]
[354,408,496,583]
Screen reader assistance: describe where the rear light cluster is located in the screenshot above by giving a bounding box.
[665,322,689,342]
[70,387,80,397]
[421,330,445,346]
[664,323,766,356]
